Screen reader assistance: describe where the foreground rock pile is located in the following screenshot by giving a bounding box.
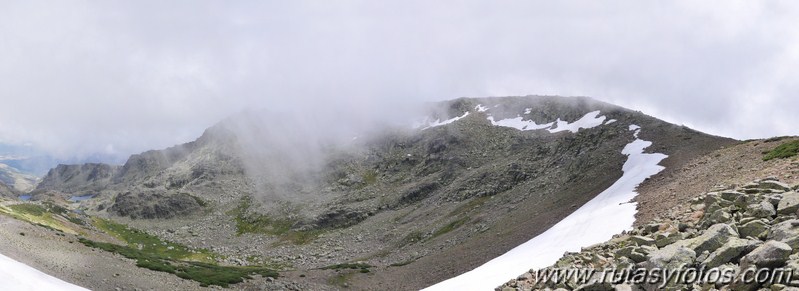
[498,178,799,291]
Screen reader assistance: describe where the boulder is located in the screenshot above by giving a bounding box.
[629,236,656,247]
[654,232,683,248]
[745,201,776,219]
[702,209,733,226]
[740,240,792,269]
[777,192,799,215]
[759,181,792,192]
[739,219,769,240]
[721,191,746,201]
[767,220,799,250]
[645,244,696,270]
[702,238,761,268]
[683,223,739,254]
[766,194,783,207]
[614,246,654,263]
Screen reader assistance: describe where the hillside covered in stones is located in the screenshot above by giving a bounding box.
[499,177,799,291]
[4,96,736,290]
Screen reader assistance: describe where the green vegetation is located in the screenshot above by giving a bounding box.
[227,197,321,244]
[362,170,378,185]
[430,217,469,239]
[7,204,47,216]
[0,203,77,234]
[79,238,277,287]
[763,140,799,161]
[322,262,373,272]
[388,257,418,267]
[449,196,490,217]
[92,217,214,262]
[399,230,424,246]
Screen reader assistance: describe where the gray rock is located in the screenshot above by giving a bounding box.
[645,244,696,269]
[683,223,739,254]
[767,194,783,207]
[615,245,654,263]
[740,240,792,269]
[778,192,799,215]
[760,181,792,191]
[739,219,769,240]
[745,201,777,219]
[743,182,760,189]
[654,232,683,248]
[768,220,799,250]
[702,238,761,268]
[629,235,656,247]
[722,191,746,201]
[703,209,733,226]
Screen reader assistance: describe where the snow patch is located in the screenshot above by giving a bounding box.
[486,110,607,134]
[475,104,489,112]
[487,116,553,131]
[424,125,667,291]
[418,112,470,130]
[523,108,532,115]
[0,253,89,290]
[605,119,617,125]
[547,111,606,133]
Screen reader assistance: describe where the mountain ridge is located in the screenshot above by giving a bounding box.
[14,95,738,290]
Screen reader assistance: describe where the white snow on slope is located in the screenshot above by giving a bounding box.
[605,119,617,125]
[413,111,469,130]
[424,125,667,291]
[487,116,554,131]
[487,110,606,134]
[475,104,489,112]
[547,111,607,133]
[0,253,88,291]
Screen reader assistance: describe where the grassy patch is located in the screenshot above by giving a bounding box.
[7,204,47,216]
[79,238,277,288]
[399,231,424,246]
[449,196,490,217]
[0,203,76,234]
[362,170,378,185]
[430,217,469,239]
[226,197,320,244]
[389,257,418,267]
[92,218,214,262]
[322,262,373,272]
[763,140,799,161]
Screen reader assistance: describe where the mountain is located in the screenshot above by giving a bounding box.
[26,96,736,290]
[0,179,16,198]
[0,163,39,193]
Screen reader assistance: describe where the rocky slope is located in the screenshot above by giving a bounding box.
[0,180,16,198]
[0,163,39,193]
[499,178,799,291]
[21,96,736,290]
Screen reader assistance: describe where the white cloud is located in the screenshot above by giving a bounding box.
[1,1,798,159]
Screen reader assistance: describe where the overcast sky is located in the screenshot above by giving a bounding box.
[1,1,798,159]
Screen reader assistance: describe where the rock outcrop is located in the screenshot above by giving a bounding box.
[499,178,799,291]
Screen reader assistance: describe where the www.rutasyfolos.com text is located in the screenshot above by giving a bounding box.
[533,266,793,288]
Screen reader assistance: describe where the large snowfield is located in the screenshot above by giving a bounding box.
[0,253,88,291]
[425,124,668,291]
